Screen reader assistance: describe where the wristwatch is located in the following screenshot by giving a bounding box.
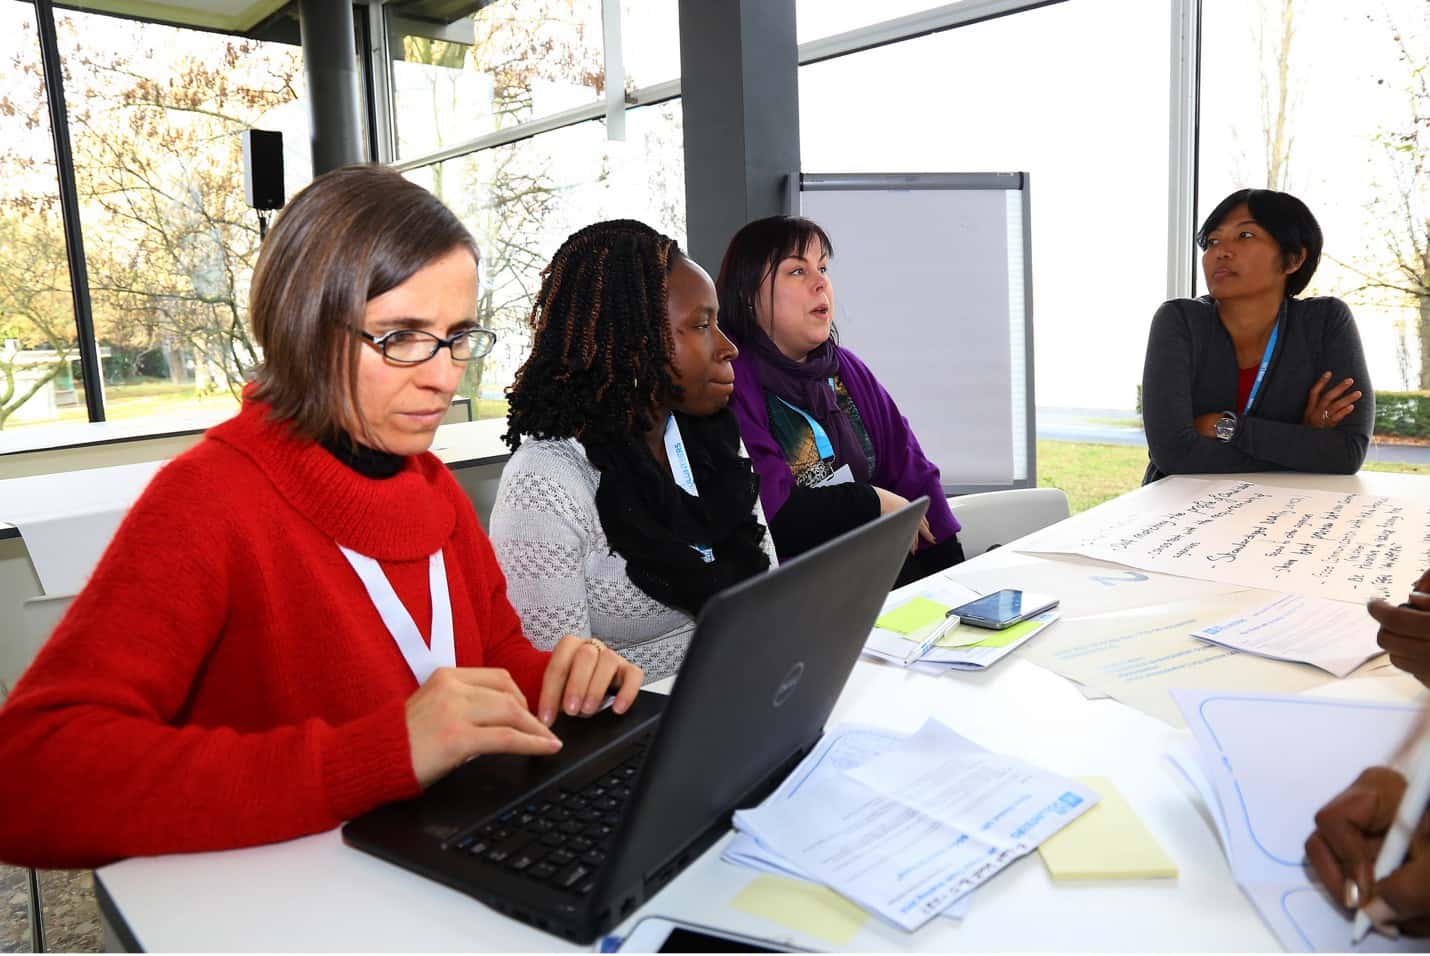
[1214,411,1238,442]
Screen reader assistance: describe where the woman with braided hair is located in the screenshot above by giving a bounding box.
[489,220,776,681]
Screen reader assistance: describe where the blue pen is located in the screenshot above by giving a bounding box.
[903,609,961,664]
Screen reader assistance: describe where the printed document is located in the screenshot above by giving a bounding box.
[731,719,1096,932]
[1192,592,1385,678]
[1173,689,1424,952]
[722,723,974,920]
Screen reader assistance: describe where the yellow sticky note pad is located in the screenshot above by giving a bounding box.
[728,875,868,946]
[957,616,1044,649]
[874,596,949,635]
[1038,776,1178,881]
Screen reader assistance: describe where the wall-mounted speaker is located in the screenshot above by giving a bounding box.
[241,129,285,211]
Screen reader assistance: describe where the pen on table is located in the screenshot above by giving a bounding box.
[1352,718,1430,942]
[904,610,961,665]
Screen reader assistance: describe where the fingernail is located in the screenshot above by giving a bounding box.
[548,736,563,750]
[539,708,553,726]
[1343,879,1360,910]
[565,696,579,715]
[1364,897,1398,927]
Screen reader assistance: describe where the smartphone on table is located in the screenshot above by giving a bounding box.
[950,589,1058,630]
[603,916,808,953]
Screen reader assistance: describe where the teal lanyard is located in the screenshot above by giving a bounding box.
[1242,305,1284,415]
[774,378,838,461]
[662,415,714,564]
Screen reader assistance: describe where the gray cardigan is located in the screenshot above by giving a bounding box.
[1141,295,1373,484]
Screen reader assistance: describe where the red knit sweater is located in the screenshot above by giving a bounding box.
[0,397,550,868]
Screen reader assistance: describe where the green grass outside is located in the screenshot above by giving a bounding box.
[1037,439,1430,514]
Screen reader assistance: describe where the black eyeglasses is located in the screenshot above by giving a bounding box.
[357,327,497,365]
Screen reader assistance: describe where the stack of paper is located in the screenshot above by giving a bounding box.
[722,719,1098,932]
[864,581,1060,672]
[1190,592,1385,678]
[1172,689,1424,952]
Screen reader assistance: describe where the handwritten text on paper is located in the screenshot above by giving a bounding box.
[1022,479,1430,604]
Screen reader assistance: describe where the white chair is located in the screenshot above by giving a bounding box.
[9,592,75,954]
[947,487,1070,558]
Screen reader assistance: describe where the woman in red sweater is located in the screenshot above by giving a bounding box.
[0,165,642,868]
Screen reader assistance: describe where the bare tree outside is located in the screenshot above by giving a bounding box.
[1338,11,1430,387]
[0,10,304,430]
[1256,0,1298,190]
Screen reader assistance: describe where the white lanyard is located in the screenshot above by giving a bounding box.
[662,415,715,564]
[339,545,454,684]
[664,413,700,497]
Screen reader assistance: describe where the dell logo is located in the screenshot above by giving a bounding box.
[772,661,805,707]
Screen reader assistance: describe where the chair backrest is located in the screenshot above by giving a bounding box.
[948,487,1071,558]
[2,593,76,693]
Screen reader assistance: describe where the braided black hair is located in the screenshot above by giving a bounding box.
[505,219,683,451]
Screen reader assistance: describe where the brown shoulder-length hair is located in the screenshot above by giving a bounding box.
[248,163,479,442]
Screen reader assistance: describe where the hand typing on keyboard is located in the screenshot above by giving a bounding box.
[405,667,563,788]
[537,636,643,727]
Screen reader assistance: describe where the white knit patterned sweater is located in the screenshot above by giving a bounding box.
[488,437,777,682]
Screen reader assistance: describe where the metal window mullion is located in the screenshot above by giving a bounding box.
[1167,0,1200,299]
[390,78,679,173]
[796,0,1066,65]
[362,1,397,164]
[601,0,625,141]
[34,0,105,422]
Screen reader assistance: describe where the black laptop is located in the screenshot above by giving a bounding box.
[342,499,929,944]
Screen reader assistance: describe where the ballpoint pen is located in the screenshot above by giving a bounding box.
[904,609,961,665]
[1352,716,1430,942]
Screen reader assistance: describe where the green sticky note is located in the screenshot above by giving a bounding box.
[874,596,950,635]
[729,875,868,946]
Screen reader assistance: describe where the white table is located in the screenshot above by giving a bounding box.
[93,471,1430,952]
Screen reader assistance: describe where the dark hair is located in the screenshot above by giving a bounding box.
[504,219,683,450]
[1196,188,1323,297]
[248,163,478,443]
[715,215,833,345]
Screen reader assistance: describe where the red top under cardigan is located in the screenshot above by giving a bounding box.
[0,396,550,868]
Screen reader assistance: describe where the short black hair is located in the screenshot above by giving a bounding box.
[504,219,683,451]
[715,216,834,345]
[1196,188,1323,297]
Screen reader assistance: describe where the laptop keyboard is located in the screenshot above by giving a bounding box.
[447,733,651,896]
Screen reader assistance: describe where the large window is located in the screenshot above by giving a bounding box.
[1199,0,1430,393]
[799,0,1172,412]
[389,0,605,161]
[0,4,80,433]
[390,0,685,420]
[0,3,308,441]
[403,102,686,414]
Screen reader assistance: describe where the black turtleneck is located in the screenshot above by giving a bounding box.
[321,435,405,479]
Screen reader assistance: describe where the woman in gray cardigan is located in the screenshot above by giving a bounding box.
[1141,188,1372,484]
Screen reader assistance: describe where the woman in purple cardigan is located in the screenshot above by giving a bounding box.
[715,215,962,586]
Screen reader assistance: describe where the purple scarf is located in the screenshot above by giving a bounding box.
[743,329,871,483]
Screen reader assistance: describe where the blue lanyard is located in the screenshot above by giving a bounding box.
[662,415,714,564]
[774,378,838,461]
[1242,308,1282,414]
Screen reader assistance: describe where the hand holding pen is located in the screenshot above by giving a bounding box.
[903,610,961,665]
[1305,764,1430,940]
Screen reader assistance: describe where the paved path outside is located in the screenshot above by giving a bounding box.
[1035,407,1430,466]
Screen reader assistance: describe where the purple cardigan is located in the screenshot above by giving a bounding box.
[730,346,961,545]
